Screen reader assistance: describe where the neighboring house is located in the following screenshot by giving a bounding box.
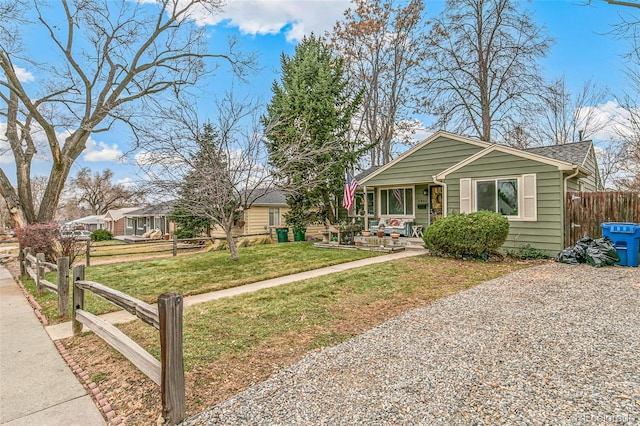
[122,202,175,236]
[104,207,140,237]
[66,214,107,232]
[209,189,289,238]
[356,130,602,256]
[209,189,325,240]
[240,189,289,236]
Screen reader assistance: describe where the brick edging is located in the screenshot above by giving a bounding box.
[54,340,123,425]
[13,273,124,425]
[14,274,48,326]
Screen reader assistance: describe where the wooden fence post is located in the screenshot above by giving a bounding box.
[22,248,31,277]
[85,240,91,267]
[19,246,25,276]
[57,257,70,318]
[172,235,177,257]
[158,292,184,425]
[36,253,45,295]
[72,264,85,336]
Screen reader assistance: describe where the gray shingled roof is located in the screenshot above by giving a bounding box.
[355,166,381,182]
[524,141,593,167]
[126,201,174,217]
[126,190,287,216]
[247,188,287,206]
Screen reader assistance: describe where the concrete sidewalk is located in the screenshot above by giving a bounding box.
[46,249,426,341]
[0,266,105,425]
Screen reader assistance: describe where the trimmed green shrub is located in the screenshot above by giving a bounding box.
[509,244,550,260]
[423,211,509,257]
[90,229,113,242]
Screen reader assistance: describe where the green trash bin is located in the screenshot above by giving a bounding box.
[293,229,306,242]
[276,227,289,243]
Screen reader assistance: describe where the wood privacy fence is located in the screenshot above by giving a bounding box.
[565,191,640,247]
[22,248,69,318]
[72,265,184,425]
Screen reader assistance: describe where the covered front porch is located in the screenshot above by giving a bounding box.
[313,233,425,252]
[348,182,444,236]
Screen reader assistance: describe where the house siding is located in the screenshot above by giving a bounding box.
[363,136,485,187]
[111,219,126,236]
[577,147,600,191]
[445,150,565,256]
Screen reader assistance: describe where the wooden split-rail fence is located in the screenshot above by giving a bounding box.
[72,265,185,425]
[20,248,185,424]
[22,248,69,318]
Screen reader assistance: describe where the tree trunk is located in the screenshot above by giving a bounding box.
[0,172,27,228]
[225,230,238,261]
[323,193,337,224]
[37,162,74,223]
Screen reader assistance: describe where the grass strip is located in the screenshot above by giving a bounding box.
[23,242,381,322]
[63,256,531,424]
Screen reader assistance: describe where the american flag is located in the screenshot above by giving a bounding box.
[342,170,359,211]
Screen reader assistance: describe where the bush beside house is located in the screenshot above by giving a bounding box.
[423,211,509,257]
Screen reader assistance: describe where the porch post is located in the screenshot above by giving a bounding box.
[363,186,368,230]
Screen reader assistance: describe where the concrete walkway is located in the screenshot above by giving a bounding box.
[0,266,105,425]
[46,249,426,341]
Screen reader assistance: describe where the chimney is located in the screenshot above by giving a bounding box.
[578,130,584,141]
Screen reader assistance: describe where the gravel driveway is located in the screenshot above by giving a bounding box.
[185,263,640,425]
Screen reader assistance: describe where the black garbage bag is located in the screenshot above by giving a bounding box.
[585,237,620,267]
[555,247,581,264]
[555,235,620,267]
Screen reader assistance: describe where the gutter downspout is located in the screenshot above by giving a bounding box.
[432,176,448,217]
[563,167,580,194]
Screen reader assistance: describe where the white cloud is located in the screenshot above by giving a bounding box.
[575,100,632,141]
[117,177,136,188]
[83,137,124,162]
[0,121,56,164]
[197,0,349,42]
[14,65,34,83]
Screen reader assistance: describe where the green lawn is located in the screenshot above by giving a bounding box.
[63,254,532,424]
[23,242,381,321]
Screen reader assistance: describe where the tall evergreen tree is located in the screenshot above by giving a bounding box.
[263,35,362,224]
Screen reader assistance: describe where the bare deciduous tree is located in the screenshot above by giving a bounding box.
[535,76,609,145]
[0,0,251,228]
[608,2,640,189]
[141,93,276,261]
[68,168,144,215]
[329,0,430,166]
[421,0,552,142]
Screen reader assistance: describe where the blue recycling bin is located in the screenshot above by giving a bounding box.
[601,223,640,267]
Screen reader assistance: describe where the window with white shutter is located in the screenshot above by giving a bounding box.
[460,178,471,213]
[522,174,537,221]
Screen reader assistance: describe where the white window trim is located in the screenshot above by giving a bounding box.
[378,186,415,218]
[349,191,376,218]
[463,174,537,222]
[268,207,281,227]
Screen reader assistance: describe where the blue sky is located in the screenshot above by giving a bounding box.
[1,0,637,188]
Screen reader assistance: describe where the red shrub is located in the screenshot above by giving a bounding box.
[15,223,60,262]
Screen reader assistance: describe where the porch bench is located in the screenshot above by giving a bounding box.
[370,219,412,237]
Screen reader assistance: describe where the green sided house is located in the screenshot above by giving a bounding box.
[356,131,602,256]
